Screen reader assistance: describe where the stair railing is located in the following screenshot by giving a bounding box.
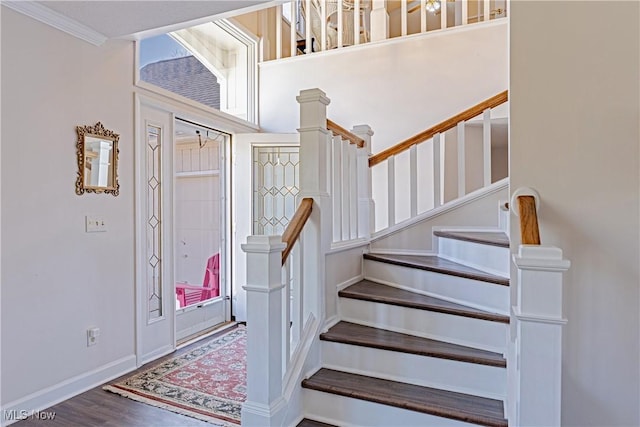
[281,197,313,367]
[241,200,317,427]
[327,119,373,243]
[262,0,507,61]
[508,187,570,426]
[242,88,373,426]
[369,90,508,230]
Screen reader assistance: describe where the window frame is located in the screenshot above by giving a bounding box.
[134,19,259,125]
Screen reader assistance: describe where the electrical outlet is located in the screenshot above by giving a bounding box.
[87,327,100,347]
[85,216,107,233]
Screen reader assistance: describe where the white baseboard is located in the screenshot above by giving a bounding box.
[1,355,137,426]
[138,344,174,367]
[335,275,364,292]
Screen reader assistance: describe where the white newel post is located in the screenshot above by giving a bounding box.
[370,0,389,42]
[511,245,570,427]
[241,235,287,426]
[296,88,331,324]
[352,125,374,239]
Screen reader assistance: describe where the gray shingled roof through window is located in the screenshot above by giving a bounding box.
[140,55,221,110]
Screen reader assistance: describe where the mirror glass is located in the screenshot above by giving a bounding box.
[76,122,119,196]
[84,135,115,188]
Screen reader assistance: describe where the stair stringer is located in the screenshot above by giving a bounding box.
[370,178,508,255]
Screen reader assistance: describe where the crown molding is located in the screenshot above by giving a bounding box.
[2,1,107,46]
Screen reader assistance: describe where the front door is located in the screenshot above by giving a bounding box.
[174,119,230,341]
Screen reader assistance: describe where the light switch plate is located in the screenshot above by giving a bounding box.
[85,216,107,233]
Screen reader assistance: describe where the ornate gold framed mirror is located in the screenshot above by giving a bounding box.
[76,122,119,196]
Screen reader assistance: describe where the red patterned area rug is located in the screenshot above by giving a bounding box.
[104,326,246,426]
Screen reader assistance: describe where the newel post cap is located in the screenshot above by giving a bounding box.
[513,245,571,271]
[352,124,374,137]
[296,88,331,105]
[241,235,287,254]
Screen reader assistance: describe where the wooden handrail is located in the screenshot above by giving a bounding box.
[281,198,314,265]
[368,90,508,167]
[517,195,541,245]
[327,119,365,148]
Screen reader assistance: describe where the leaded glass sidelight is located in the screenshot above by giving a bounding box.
[147,125,163,320]
[253,147,300,235]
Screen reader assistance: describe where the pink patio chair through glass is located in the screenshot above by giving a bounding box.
[175,253,220,308]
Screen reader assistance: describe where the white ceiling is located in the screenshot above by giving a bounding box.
[32,1,273,39]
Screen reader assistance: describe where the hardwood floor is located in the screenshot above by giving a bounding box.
[15,325,238,427]
[14,387,211,427]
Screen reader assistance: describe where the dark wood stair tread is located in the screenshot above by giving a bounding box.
[296,419,337,427]
[339,280,509,323]
[434,230,510,248]
[302,368,507,427]
[364,253,509,286]
[321,321,506,367]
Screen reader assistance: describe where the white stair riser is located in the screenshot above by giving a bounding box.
[303,388,480,427]
[437,237,510,277]
[321,341,506,400]
[339,298,508,353]
[364,260,509,314]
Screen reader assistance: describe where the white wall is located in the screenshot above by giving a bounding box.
[259,20,507,154]
[510,2,639,426]
[1,7,136,412]
[260,21,507,230]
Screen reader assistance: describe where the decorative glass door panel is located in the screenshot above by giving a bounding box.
[253,147,300,235]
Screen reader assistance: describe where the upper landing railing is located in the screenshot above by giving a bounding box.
[259,0,508,61]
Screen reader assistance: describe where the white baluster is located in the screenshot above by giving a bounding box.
[305,0,312,53]
[461,0,468,24]
[291,1,297,56]
[341,140,350,241]
[352,125,374,239]
[349,142,358,239]
[321,0,328,51]
[281,259,290,373]
[338,0,344,48]
[354,0,361,45]
[420,0,427,32]
[332,135,343,242]
[291,237,303,346]
[484,0,491,21]
[410,144,418,217]
[387,156,395,227]
[441,0,448,29]
[276,4,282,59]
[401,0,408,36]
[483,108,492,187]
[433,133,442,208]
[457,121,466,198]
[370,0,389,42]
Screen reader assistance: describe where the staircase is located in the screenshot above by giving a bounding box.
[300,229,511,426]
